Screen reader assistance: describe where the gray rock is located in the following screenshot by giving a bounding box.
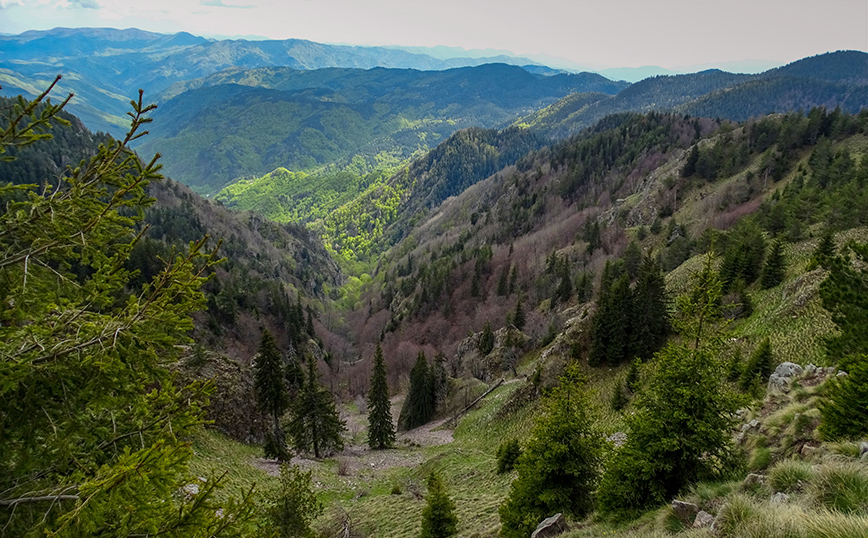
[860,442,868,457]
[771,492,789,504]
[837,370,849,377]
[693,510,715,528]
[743,473,766,488]
[805,363,817,376]
[671,500,700,525]
[531,513,567,538]
[768,362,804,392]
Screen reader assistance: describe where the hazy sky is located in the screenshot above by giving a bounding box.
[1,0,866,69]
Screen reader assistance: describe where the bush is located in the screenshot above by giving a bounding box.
[420,472,458,538]
[496,439,522,474]
[819,354,868,441]
[269,464,323,538]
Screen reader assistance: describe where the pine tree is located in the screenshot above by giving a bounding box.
[478,322,495,355]
[496,265,509,296]
[0,85,253,534]
[420,472,458,538]
[809,229,837,269]
[268,464,323,538]
[623,240,643,280]
[597,254,744,519]
[367,345,395,449]
[739,338,774,391]
[499,364,604,538]
[398,352,436,430]
[760,240,786,289]
[289,357,346,458]
[589,264,631,367]
[254,328,291,460]
[629,255,670,360]
[512,297,526,331]
[508,264,518,295]
[819,353,868,440]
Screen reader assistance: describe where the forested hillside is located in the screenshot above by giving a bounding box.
[136,64,625,193]
[0,27,548,135]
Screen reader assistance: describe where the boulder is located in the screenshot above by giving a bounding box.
[743,473,766,488]
[768,362,804,393]
[693,510,715,528]
[671,500,699,525]
[771,492,789,504]
[531,513,567,538]
[860,442,868,457]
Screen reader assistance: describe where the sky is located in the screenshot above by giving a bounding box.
[0,0,866,70]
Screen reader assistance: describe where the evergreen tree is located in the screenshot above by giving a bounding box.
[398,352,436,430]
[818,241,868,439]
[254,328,291,460]
[478,322,495,355]
[420,472,458,538]
[508,265,518,295]
[681,145,700,177]
[367,345,395,449]
[739,338,775,392]
[0,87,253,534]
[496,439,522,474]
[512,297,526,331]
[432,351,449,405]
[553,258,573,306]
[268,463,323,538]
[809,230,837,270]
[623,240,643,280]
[597,254,744,519]
[589,264,631,367]
[289,357,346,458]
[760,240,786,288]
[499,364,604,538]
[629,255,670,360]
[497,265,510,296]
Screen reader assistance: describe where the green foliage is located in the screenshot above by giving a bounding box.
[498,364,604,538]
[740,338,775,392]
[254,329,291,460]
[590,255,670,367]
[597,255,744,519]
[819,354,868,441]
[288,357,346,458]
[819,242,868,362]
[398,352,437,431]
[719,220,767,292]
[768,459,814,493]
[420,472,459,538]
[0,87,253,535]
[478,322,495,355]
[267,463,323,538]
[512,297,526,331]
[761,240,786,288]
[495,439,522,474]
[367,345,396,449]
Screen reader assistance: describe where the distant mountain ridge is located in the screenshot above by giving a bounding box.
[0,27,549,135]
[135,63,627,192]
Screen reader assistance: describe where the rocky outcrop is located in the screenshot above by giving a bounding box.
[531,513,567,538]
[768,362,804,393]
[671,500,700,526]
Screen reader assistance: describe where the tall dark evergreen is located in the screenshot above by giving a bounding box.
[760,240,786,289]
[254,329,291,460]
[398,352,436,430]
[589,262,631,367]
[739,338,774,391]
[496,265,510,296]
[289,357,346,458]
[629,255,670,360]
[478,322,495,355]
[512,296,526,331]
[367,345,395,449]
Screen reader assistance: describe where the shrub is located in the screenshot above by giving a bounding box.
[420,472,458,538]
[269,464,323,538]
[496,439,522,474]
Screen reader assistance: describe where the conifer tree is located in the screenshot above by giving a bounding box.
[497,265,509,296]
[367,345,395,449]
[629,255,670,360]
[254,328,291,460]
[760,240,786,288]
[420,472,458,538]
[398,352,435,430]
[268,464,323,538]
[739,338,774,391]
[289,357,346,458]
[478,321,495,355]
[499,364,603,538]
[597,254,744,519]
[809,229,837,269]
[0,85,253,534]
[508,264,518,295]
[512,296,526,331]
[589,265,631,366]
